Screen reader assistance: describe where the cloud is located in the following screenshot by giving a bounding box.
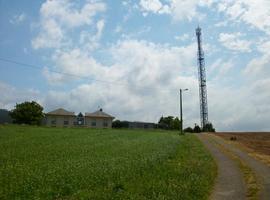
[216,0,270,35]
[139,0,170,16]
[244,54,270,80]
[138,0,270,36]
[42,48,106,85]
[26,0,270,131]
[39,0,106,28]
[32,18,65,49]
[0,81,41,110]
[10,13,26,24]
[3,37,270,131]
[219,32,252,52]
[208,82,270,131]
[138,0,213,21]
[79,19,105,51]
[175,33,189,41]
[32,0,106,49]
[208,59,234,80]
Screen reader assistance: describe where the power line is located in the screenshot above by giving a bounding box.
[0,57,178,93]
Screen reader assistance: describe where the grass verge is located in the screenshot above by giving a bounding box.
[0,125,216,199]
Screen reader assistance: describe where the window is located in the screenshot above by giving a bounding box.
[91,119,96,127]
[64,120,69,125]
[51,120,56,125]
[103,119,108,127]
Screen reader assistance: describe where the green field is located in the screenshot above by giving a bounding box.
[0,125,216,199]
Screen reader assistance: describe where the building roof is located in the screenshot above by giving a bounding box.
[46,108,75,116]
[85,109,114,119]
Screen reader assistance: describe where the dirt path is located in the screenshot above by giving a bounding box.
[210,134,270,200]
[197,134,246,200]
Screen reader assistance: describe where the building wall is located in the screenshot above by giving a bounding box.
[128,122,156,129]
[45,115,76,127]
[85,117,112,128]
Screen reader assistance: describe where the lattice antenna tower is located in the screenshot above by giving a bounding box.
[196,26,208,128]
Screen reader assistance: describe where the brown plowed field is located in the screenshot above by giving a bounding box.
[214,132,270,156]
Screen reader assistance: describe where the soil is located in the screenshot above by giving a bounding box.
[214,132,270,156]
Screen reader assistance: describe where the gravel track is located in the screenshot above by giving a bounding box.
[197,134,246,200]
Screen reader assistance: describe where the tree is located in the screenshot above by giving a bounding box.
[173,117,180,130]
[10,101,44,125]
[193,124,201,133]
[203,122,216,132]
[184,127,193,133]
[112,120,122,128]
[112,120,129,128]
[158,116,181,130]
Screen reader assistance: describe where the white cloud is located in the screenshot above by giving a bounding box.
[219,32,252,52]
[208,82,270,131]
[32,0,106,49]
[32,19,65,49]
[114,25,122,33]
[169,0,202,21]
[0,82,41,110]
[39,39,200,125]
[175,33,189,41]
[139,0,170,16]
[138,0,214,21]
[244,54,270,80]
[25,0,270,131]
[3,37,270,130]
[216,0,270,35]
[43,48,106,85]
[214,21,228,27]
[10,13,26,24]
[208,59,234,80]
[39,0,106,28]
[138,0,270,36]
[79,19,105,51]
[32,0,107,84]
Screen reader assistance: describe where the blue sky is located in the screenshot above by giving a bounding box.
[1,0,270,131]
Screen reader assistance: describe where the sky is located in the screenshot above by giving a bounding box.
[0,0,270,131]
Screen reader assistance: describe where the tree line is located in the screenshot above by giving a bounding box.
[112,115,215,132]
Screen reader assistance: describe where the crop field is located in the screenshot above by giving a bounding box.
[215,132,270,166]
[0,125,216,199]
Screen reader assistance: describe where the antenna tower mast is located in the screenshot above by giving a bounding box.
[196,26,208,129]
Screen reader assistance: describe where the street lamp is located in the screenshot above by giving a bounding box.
[180,88,188,135]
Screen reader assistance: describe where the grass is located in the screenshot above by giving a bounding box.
[0,125,216,199]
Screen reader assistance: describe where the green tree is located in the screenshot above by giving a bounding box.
[173,117,180,130]
[112,120,129,128]
[193,124,201,133]
[203,122,216,132]
[184,127,193,133]
[10,101,44,125]
[158,116,181,130]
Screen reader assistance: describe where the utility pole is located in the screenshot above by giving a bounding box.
[180,88,188,135]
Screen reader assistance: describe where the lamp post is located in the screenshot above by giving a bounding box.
[180,88,188,135]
